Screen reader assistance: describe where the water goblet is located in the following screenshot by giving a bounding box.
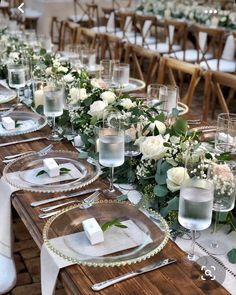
[99,127,125,196]
[112,63,130,92]
[81,48,97,71]
[202,161,236,255]
[147,84,167,109]
[7,60,27,107]
[160,85,178,116]
[178,158,214,261]
[43,81,64,141]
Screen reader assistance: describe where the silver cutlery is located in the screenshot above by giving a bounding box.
[40,191,100,212]
[38,191,100,219]
[0,136,49,147]
[187,119,201,125]
[30,188,99,207]
[91,258,177,291]
[3,144,53,163]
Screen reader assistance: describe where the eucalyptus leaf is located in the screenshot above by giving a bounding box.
[227,248,236,264]
[160,196,179,217]
[36,170,47,177]
[154,184,168,197]
[101,218,128,232]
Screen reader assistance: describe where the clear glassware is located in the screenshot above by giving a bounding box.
[43,81,64,141]
[147,84,167,109]
[81,48,97,71]
[66,88,81,138]
[215,113,236,153]
[203,161,236,255]
[7,60,27,107]
[161,85,178,115]
[99,127,125,196]
[99,59,120,88]
[112,63,130,91]
[178,158,214,261]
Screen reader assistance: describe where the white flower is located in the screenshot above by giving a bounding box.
[64,73,74,83]
[58,66,68,73]
[45,67,52,75]
[88,100,108,119]
[53,60,60,68]
[139,135,166,160]
[148,120,166,135]
[69,87,88,102]
[100,91,116,104]
[9,52,19,59]
[166,167,190,192]
[120,98,136,110]
[91,78,108,89]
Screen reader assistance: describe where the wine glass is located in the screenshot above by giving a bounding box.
[99,127,125,197]
[147,84,167,109]
[112,63,130,93]
[43,81,64,141]
[7,60,27,107]
[202,161,236,255]
[178,159,214,261]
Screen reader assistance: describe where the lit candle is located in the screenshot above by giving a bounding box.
[34,89,44,108]
[96,138,100,152]
[211,16,219,28]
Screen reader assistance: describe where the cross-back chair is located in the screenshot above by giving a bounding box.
[59,21,80,51]
[158,57,202,107]
[125,43,160,89]
[77,27,98,49]
[203,71,236,122]
[100,33,125,61]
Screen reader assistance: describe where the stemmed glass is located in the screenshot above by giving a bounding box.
[178,158,214,261]
[7,60,28,107]
[112,63,130,93]
[147,84,167,109]
[203,161,236,255]
[99,127,124,196]
[43,81,64,141]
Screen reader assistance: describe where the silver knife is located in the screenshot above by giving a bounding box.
[30,188,99,207]
[91,258,177,291]
[0,136,48,147]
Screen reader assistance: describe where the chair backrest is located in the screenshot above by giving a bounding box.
[194,25,225,66]
[59,21,80,51]
[118,11,136,36]
[203,71,236,121]
[125,43,160,88]
[136,14,157,47]
[77,27,98,49]
[164,19,188,55]
[100,33,125,60]
[158,57,202,107]
[50,17,63,46]
[86,3,99,27]
[221,34,235,61]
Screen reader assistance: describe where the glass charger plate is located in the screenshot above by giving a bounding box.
[0,82,16,104]
[43,200,170,267]
[3,150,101,193]
[0,111,47,136]
[122,78,146,93]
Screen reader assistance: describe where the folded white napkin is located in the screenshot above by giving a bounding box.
[0,120,36,134]
[41,220,151,295]
[0,177,19,293]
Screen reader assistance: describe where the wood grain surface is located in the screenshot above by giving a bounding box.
[0,106,229,295]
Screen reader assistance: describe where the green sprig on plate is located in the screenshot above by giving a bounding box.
[36,167,71,177]
[101,218,128,232]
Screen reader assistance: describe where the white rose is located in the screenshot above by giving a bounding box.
[120,98,136,110]
[88,100,108,119]
[58,66,68,73]
[148,120,166,135]
[9,52,19,59]
[100,91,116,104]
[53,60,60,68]
[139,135,166,160]
[166,167,190,192]
[45,67,52,75]
[64,73,74,83]
[69,87,87,102]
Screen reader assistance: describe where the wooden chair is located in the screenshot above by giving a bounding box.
[203,71,236,121]
[125,43,160,89]
[59,21,80,51]
[77,27,98,51]
[50,17,63,48]
[100,33,125,60]
[158,57,202,107]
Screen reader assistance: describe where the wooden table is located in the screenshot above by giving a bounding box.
[0,109,228,295]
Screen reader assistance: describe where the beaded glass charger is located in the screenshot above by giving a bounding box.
[43,200,170,267]
[0,111,47,136]
[3,150,101,193]
[122,78,146,93]
[0,82,16,104]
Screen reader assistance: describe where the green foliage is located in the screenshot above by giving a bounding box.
[101,218,128,232]
[227,248,236,264]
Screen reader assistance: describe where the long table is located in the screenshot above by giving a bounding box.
[0,108,229,295]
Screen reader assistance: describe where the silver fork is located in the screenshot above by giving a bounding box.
[38,191,100,219]
[3,144,53,163]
